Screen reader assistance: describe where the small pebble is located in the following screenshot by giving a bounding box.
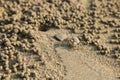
[54,33,67,41]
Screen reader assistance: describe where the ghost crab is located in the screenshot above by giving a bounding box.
[64,36,80,50]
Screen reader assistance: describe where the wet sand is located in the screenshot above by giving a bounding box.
[0,0,120,80]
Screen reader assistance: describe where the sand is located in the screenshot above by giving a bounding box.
[0,0,120,80]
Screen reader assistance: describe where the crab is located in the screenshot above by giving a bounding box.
[65,37,80,50]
